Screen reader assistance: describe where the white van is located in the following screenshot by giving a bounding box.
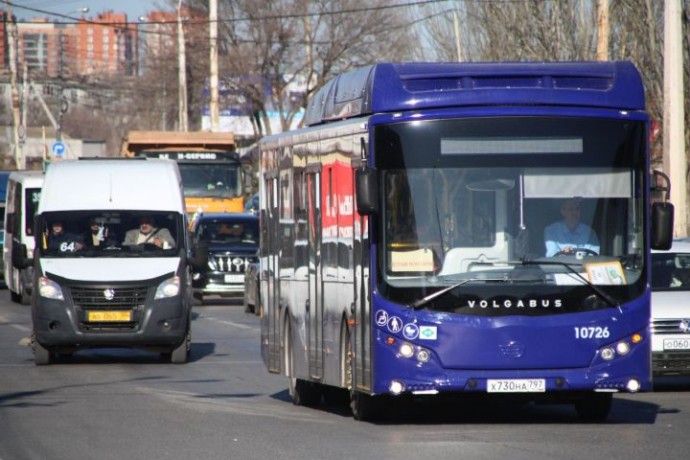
[24,158,197,365]
[3,170,44,304]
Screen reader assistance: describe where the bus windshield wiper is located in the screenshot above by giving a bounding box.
[519,258,620,308]
[410,279,472,310]
[410,275,518,310]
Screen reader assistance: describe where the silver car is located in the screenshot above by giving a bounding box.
[651,239,690,375]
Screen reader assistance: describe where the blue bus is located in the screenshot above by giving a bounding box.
[258,62,673,421]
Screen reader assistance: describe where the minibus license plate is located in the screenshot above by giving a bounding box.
[487,379,545,393]
[224,274,244,283]
[87,311,132,322]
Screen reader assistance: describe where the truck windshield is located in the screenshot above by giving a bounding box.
[178,163,241,198]
[38,211,183,258]
[375,116,646,315]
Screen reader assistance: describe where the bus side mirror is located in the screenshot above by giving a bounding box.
[650,169,674,250]
[651,202,674,250]
[355,169,379,215]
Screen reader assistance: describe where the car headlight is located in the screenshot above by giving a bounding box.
[38,276,64,300]
[154,276,180,299]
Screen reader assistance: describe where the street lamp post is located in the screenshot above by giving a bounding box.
[177,0,188,132]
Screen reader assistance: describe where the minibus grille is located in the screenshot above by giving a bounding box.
[70,286,149,309]
[71,286,149,332]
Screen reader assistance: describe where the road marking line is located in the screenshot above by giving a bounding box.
[198,316,257,330]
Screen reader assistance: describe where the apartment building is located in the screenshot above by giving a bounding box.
[74,11,137,77]
[0,10,137,79]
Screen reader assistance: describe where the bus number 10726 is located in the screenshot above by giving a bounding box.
[574,326,610,339]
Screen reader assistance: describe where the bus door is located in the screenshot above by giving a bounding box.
[306,167,323,379]
[264,172,281,372]
[351,153,372,392]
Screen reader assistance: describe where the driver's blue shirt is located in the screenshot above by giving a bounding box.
[544,220,600,257]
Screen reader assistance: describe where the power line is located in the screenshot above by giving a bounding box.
[3,0,458,26]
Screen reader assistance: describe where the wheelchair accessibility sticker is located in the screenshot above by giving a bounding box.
[375,310,388,327]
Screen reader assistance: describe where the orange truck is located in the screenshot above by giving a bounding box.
[121,131,251,215]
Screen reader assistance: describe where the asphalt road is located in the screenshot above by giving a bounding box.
[2,290,690,460]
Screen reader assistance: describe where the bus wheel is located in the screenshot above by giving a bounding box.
[575,393,612,421]
[33,336,53,366]
[243,294,254,314]
[344,326,383,421]
[254,288,262,317]
[350,391,382,421]
[285,320,321,407]
[289,378,322,407]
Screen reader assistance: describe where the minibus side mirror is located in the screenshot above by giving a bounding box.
[11,241,31,269]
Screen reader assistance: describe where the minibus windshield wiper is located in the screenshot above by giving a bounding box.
[519,258,619,308]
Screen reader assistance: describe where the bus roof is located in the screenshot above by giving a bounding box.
[304,61,645,126]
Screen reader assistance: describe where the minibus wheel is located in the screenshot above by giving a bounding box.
[32,335,53,366]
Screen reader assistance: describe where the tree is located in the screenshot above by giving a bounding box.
[185,0,414,137]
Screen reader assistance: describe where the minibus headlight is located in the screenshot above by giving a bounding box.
[155,276,180,299]
[38,277,64,300]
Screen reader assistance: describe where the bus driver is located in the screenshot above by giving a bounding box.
[544,198,600,257]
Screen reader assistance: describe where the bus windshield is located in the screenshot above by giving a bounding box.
[376,116,646,313]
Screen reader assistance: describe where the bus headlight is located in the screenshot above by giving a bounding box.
[38,277,64,300]
[389,380,405,395]
[600,347,615,361]
[399,342,415,358]
[615,341,631,356]
[154,276,180,299]
[626,378,641,392]
[416,349,431,363]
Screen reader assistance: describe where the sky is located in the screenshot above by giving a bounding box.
[12,0,168,22]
